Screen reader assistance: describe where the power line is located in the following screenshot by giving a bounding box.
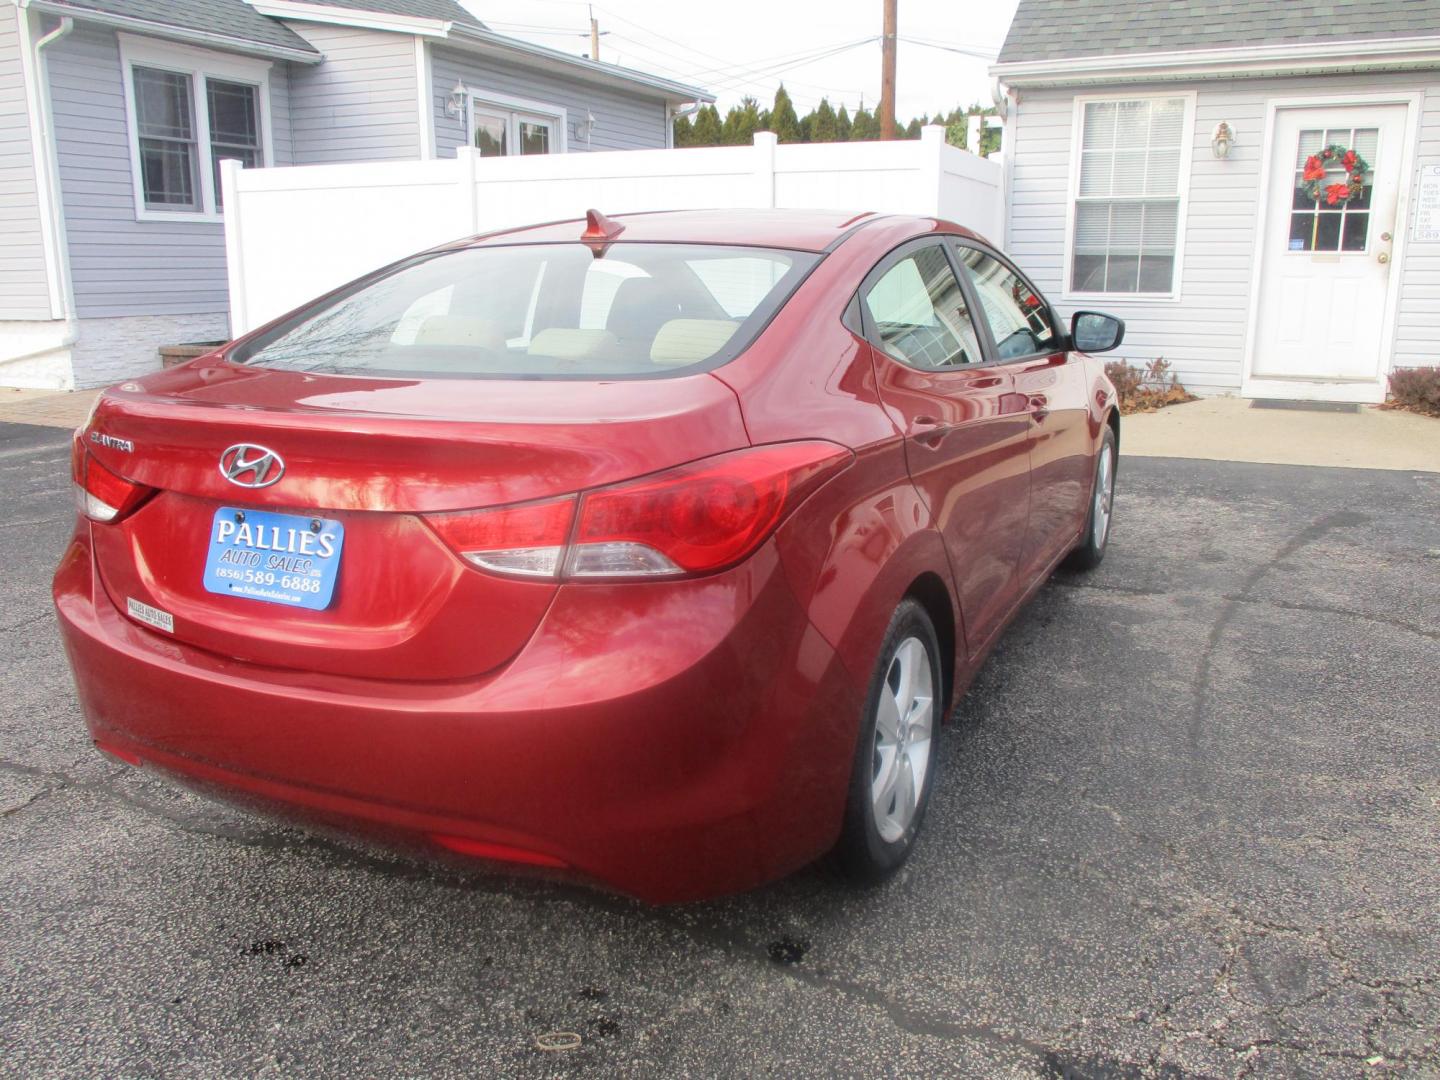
[591,6,871,95]
[897,36,1000,60]
[605,32,874,103]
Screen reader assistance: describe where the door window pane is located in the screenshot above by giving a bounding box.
[133,67,199,210]
[473,113,507,156]
[863,245,981,370]
[518,119,551,155]
[955,248,1057,360]
[1071,97,1185,293]
[206,79,261,208]
[1287,126,1375,253]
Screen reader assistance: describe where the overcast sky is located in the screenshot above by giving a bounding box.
[462,0,1023,118]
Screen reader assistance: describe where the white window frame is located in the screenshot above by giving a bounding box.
[465,89,568,157]
[119,33,274,223]
[1061,91,1196,304]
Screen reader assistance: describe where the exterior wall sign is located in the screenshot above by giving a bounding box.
[1415,160,1440,243]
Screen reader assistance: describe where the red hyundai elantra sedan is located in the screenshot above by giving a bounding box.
[54,209,1124,902]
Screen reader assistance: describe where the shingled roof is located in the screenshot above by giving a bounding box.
[34,0,486,56]
[38,0,319,53]
[282,0,485,29]
[998,0,1440,63]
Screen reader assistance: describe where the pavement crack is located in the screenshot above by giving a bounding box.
[2,785,62,818]
[1,611,55,635]
[1219,592,1439,642]
[1188,510,1369,754]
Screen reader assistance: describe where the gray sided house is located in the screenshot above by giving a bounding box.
[0,0,710,389]
[993,0,1440,403]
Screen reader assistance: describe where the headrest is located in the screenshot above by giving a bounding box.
[527,328,617,360]
[649,319,740,366]
[412,316,504,350]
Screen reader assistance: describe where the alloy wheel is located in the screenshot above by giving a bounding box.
[1093,444,1115,549]
[871,637,935,843]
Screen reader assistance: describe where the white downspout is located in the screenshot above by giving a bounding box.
[16,6,76,325]
[668,100,703,148]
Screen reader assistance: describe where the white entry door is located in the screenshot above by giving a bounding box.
[1248,103,1408,401]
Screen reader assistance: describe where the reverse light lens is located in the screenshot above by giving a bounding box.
[423,496,575,578]
[73,450,152,523]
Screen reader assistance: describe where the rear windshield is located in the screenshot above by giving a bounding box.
[233,242,818,379]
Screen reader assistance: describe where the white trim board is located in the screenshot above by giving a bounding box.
[1239,91,1424,404]
[117,32,275,224]
[1059,90,1197,306]
[993,35,1440,86]
[414,37,434,160]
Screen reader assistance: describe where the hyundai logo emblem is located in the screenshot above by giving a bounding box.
[219,443,285,489]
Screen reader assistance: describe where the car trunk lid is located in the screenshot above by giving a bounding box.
[83,361,749,680]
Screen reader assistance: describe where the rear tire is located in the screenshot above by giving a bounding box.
[1064,424,1116,573]
[835,599,943,881]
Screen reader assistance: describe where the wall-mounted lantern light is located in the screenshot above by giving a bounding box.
[445,79,468,119]
[1211,121,1235,158]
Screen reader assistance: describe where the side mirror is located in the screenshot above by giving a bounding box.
[1071,311,1125,353]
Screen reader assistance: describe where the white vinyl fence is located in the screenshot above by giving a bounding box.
[221,127,1004,336]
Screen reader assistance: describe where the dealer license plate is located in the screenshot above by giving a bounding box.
[202,506,344,610]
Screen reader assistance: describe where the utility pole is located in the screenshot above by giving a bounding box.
[589,4,600,62]
[879,0,897,139]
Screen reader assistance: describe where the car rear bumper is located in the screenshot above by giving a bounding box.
[53,529,861,903]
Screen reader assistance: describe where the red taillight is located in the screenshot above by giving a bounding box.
[73,447,153,523]
[423,442,851,581]
[423,496,575,577]
[568,442,849,577]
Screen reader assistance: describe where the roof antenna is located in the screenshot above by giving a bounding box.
[582,208,624,256]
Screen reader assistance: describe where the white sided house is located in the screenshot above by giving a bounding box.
[0,0,709,389]
[993,0,1440,403]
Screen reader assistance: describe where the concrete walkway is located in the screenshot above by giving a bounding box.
[0,388,100,430]
[1121,395,1440,472]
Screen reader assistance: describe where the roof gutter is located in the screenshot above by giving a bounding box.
[26,0,324,63]
[991,34,1440,87]
[447,24,714,105]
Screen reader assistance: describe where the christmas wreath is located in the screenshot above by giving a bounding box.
[1300,144,1369,206]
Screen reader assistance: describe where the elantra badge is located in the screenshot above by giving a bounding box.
[219,443,285,489]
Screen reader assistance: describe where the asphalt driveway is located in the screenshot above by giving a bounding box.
[3,419,1437,1078]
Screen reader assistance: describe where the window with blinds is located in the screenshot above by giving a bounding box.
[1071,98,1187,295]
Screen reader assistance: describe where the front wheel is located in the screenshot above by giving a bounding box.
[835,599,943,881]
[1064,424,1116,572]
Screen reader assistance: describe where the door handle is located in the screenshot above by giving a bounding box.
[1029,395,1050,422]
[1378,252,1390,264]
[910,415,953,447]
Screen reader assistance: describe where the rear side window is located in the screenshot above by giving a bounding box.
[862,243,983,370]
[234,243,817,379]
[952,246,1057,360]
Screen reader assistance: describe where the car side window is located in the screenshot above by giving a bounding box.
[862,244,984,371]
[952,246,1058,361]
